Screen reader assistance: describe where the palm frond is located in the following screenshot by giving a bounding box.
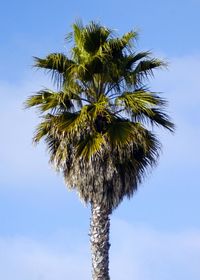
[24,89,75,113]
[83,22,111,54]
[34,53,74,87]
[72,20,84,49]
[33,118,52,143]
[104,30,138,55]
[132,58,167,85]
[116,89,167,111]
[53,105,92,135]
[106,120,134,147]
[125,51,151,70]
[76,132,105,160]
[134,108,175,132]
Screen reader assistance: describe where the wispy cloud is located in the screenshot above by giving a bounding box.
[150,55,200,169]
[0,74,56,188]
[111,219,200,280]
[0,235,90,280]
[1,220,200,280]
[152,54,200,114]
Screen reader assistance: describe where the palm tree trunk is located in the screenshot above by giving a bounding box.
[90,203,111,280]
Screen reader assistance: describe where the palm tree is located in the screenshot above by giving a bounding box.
[25,21,174,280]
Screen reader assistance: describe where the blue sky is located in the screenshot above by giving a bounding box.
[1,0,200,279]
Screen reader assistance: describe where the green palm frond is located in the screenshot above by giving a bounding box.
[34,53,74,87]
[103,30,138,56]
[24,89,75,113]
[125,51,151,70]
[72,21,111,56]
[34,53,71,71]
[87,94,110,119]
[116,89,167,110]
[72,20,84,50]
[25,20,174,209]
[115,90,173,131]
[135,108,175,131]
[51,111,85,134]
[132,58,167,85]
[76,132,106,160]
[33,118,52,143]
[82,22,111,54]
[106,120,134,147]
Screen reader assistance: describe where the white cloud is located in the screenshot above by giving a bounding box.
[1,220,200,280]
[0,236,90,280]
[0,74,58,188]
[149,55,200,169]
[152,55,200,113]
[111,219,200,280]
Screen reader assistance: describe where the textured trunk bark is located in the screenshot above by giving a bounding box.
[90,203,111,280]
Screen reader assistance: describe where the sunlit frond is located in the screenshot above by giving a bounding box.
[76,132,105,160]
[33,118,52,143]
[34,53,74,87]
[24,89,74,113]
[116,89,167,110]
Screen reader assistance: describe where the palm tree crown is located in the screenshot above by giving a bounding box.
[25,21,174,210]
